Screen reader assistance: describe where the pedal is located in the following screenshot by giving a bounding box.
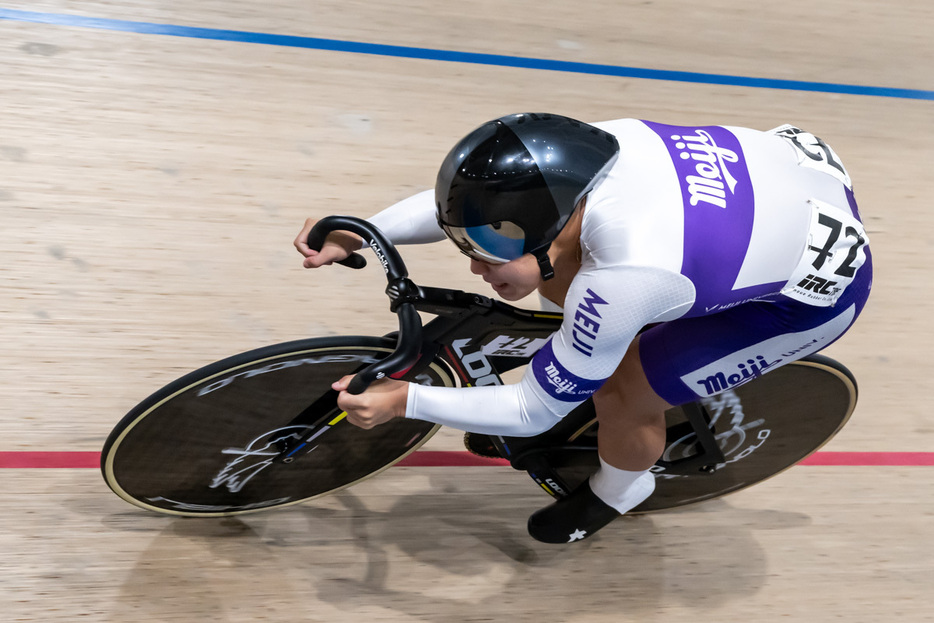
[463,432,503,459]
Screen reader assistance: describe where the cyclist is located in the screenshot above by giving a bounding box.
[294,113,872,544]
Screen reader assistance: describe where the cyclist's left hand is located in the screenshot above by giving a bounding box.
[333,376,408,429]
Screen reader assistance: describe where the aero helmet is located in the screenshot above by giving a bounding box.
[435,113,619,279]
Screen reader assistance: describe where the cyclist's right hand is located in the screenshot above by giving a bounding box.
[294,217,364,269]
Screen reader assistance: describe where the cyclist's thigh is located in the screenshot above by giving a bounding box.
[639,256,872,406]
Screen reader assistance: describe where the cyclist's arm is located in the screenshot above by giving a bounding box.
[405,380,556,436]
[405,265,695,435]
[367,190,446,245]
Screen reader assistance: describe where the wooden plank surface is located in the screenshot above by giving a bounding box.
[1,1,932,620]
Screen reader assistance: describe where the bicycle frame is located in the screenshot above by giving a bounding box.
[308,216,728,491]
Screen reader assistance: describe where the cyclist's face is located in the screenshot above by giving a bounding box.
[469,254,541,300]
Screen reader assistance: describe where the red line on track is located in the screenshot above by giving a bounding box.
[0,452,102,469]
[798,452,934,466]
[397,451,510,467]
[1,451,933,469]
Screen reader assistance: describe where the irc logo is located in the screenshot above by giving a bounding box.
[796,274,841,296]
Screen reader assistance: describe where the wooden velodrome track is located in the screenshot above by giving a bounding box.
[1,1,932,620]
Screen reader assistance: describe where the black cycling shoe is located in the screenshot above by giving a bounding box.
[527,480,621,544]
[463,432,503,459]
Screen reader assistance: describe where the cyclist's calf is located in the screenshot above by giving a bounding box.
[592,336,672,472]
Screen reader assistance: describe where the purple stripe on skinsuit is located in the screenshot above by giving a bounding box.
[844,186,863,221]
[643,122,771,315]
[531,339,606,402]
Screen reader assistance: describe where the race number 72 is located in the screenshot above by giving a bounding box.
[783,199,869,307]
[809,212,867,278]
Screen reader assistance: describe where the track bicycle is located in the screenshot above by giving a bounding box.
[101,216,858,518]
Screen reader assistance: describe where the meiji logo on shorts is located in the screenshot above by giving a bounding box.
[532,340,605,402]
[680,305,856,397]
[669,129,740,209]
[691,355,781,395]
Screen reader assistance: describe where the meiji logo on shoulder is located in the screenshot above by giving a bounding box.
[669,129,740,209]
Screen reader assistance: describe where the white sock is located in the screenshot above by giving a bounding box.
[589,456,656,515]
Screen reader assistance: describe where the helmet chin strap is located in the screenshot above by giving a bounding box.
[534,248,555,281]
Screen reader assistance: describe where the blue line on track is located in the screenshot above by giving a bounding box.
[2,7,932,101]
